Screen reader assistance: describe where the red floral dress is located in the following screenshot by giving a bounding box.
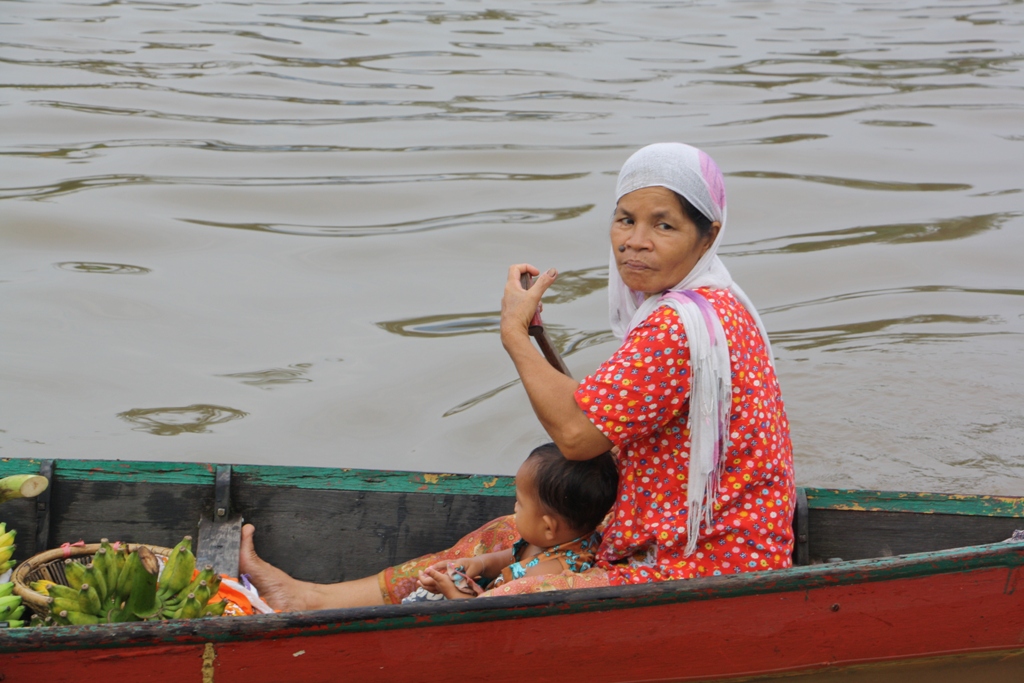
[574,288,795,585]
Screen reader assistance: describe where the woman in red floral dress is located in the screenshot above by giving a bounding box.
[240,143,795,608]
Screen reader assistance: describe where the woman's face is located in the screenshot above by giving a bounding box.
[611,186,720,296]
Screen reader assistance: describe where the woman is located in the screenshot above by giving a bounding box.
[239,142,795,608]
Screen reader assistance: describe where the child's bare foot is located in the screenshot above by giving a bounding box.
[239,523,313,612]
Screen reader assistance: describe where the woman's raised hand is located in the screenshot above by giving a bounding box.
[500,263,557,346]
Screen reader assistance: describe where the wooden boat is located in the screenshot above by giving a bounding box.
[0,456,1022,682]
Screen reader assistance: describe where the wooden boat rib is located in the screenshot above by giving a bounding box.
[0,457,1022,682]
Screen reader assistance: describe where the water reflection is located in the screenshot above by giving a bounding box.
[55,262,150,275]
[118,405,247,436]
[724,213,1018,256]
[220,364,313,389]
[860,119,934,128]
[771,314,1007,352]
[762,286,1024,316]
[442,326,614,416]
[2,172,588,202]
[444,378,521,417]
[378,267,610,338]
[1,136,821,162]
[184,205,592,237]
[728,171,971,193]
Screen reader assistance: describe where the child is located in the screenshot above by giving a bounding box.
[406,442,617,601]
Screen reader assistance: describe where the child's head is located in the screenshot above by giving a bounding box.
[514,443,618,548]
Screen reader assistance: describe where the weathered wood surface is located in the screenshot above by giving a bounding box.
[809,509,1022,563]
[232,485,513,582]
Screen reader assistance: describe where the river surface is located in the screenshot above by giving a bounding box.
[3,0,1023,498]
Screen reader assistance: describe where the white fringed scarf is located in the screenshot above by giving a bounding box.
[608,143,774,556]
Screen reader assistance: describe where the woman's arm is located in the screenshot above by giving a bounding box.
[500,264,613,461]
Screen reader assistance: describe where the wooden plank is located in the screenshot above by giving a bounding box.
[231,483,515,583]
[2,457,516,497]
[806,488,1024,518]
[48,479,208,550]
[809,508,1023,563]
[233,465,515,497]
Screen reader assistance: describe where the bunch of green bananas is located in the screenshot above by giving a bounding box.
[0,523,17,573]
[46,536,229,626]
[0,581,26,628]
[0,523,25,628]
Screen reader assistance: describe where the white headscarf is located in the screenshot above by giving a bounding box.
[607,142,774,556]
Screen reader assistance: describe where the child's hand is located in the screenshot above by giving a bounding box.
[419,557,485,590]
[422,565,475,600]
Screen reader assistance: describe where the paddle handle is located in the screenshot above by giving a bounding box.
[520,274,572,378]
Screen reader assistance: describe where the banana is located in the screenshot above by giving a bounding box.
[0,545,15,565]
[48,593,80,618]
[6,606,24,621]
[63,610,101,626]
[47,583,80,602]
[158,536,195,599]
[0,595,21,612]
[0,620,26,628]
[113,549,138,603]
[90,547,110,599]
[0,523,6,535]
[85,563,107,605]
[112,544,129,578]
[0,529,15,548]
[49,596,81,616]
[29,579,56,596]
[175,565,215,604]
[64,559,88,590]
[177,592,203,620]
[201,599,228,618]
[102,541,122,593]
[124,546,159,619]
[0,598,22,618]
[96,541,120,598]
[0,560,13,572]
[0,582,13,598]
[79,583,102,615]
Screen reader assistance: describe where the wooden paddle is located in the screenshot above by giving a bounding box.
[520,273,572,378]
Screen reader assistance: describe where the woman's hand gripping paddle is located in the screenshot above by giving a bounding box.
[520,273,572,378]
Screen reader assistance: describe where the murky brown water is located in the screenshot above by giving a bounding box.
[3,0,1024,501]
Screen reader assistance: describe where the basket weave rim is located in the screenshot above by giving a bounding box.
[12,543,174,610]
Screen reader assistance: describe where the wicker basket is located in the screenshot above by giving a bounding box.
[12,543,173,617]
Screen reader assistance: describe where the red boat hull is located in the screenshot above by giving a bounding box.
[3,559,1023,682]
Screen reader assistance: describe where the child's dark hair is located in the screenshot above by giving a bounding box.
[526,443,618,533]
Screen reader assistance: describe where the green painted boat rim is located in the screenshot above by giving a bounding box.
[2,457,1022,516]
[3,539,1023,654]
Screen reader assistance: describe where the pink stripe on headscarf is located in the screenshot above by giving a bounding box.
[699,150,726,212]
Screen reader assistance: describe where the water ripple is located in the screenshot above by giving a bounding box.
[724,212,1019,256]
[762,286,1024,316]
[727,171,972,193]
[182,205,593,238]
[54,262,150,275]
[771,315,1011,352]
[1,171,587,201]
[220,364,313,389]
[33,99,603,125]
[118,404,247,436]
